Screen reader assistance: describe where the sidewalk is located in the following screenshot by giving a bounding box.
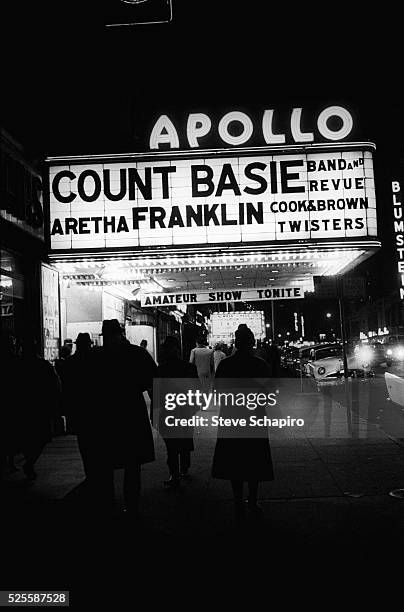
[2,409,404,598]
[2,415,404,543]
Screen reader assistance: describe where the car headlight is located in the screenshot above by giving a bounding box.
[318,367,326,375]
[396,347,404,359]
[357,347,373,363]
[386,349,392,356]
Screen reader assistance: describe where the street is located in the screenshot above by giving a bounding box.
[302,361,404,441]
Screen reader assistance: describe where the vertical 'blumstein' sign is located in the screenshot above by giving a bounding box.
[392,181,404,299]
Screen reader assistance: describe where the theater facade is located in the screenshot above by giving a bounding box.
[43,105,380,360]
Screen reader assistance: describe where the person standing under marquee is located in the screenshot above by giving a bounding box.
[85,319,157,517]
[211,325,274,522]
[189,335,214,393]
[213,343,227,373]
[156,336,198,488]
[20,339,62,481]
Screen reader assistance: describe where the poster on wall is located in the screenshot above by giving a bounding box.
[41,264,60,363]
[102,290,125,323]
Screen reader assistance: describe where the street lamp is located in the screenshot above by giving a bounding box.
[326,312,332,319]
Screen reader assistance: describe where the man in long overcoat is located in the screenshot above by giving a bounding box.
[81,319,157,516]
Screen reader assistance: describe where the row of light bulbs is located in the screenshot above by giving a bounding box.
[60,254,360,280]
[55,249,363,294]
[54,248,360,272]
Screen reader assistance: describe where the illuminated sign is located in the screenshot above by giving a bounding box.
[49,147,376,251]
[210,311,266,339]
[149,106,354,150]
[392,181,404,299]
[140,286,304,307]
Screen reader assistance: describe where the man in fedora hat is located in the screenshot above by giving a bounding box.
[82,319,157,517]
[74,332,93,353]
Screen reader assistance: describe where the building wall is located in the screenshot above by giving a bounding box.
[0,128,46,354]
[347,293,404,341]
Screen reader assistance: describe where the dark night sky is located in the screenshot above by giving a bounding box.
[2,1,404,157]
[1,0,403,311]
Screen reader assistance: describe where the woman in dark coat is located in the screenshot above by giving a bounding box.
[156,336,198,487]
[212,325,274,520]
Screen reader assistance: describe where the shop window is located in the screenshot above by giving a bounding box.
[0,249,24,275]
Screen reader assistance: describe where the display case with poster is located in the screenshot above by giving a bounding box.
[209,310,265,345]
[41,264,60,363]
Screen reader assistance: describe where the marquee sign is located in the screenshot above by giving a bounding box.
[49,147,377,251]
[140,286,304,307]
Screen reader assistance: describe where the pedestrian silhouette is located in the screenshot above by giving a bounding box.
[62,332,94,460]
[54,343,73,385]
[211,325,274,522]
[266,342,281,377]
[83,319,157,517]
[156,336,198,488]
[0,333,23,480]
[213,342,227,373]
[189,335,214,392]
[19,339,61,481]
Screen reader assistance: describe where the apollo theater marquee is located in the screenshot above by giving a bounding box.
[45,104,379,315]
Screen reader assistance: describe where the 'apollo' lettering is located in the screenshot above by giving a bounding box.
[149,106,354,149]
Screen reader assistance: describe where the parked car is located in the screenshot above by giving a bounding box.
[280,346,299,371]
[384,336,404,367]
[385,372,404,406]
[305,343,372,381]
[293,345,317,375]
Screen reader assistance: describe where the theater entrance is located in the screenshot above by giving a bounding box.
[49,241,376,362]
[44,141,380,362]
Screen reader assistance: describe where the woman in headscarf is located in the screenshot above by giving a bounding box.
[211,325,274,522]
